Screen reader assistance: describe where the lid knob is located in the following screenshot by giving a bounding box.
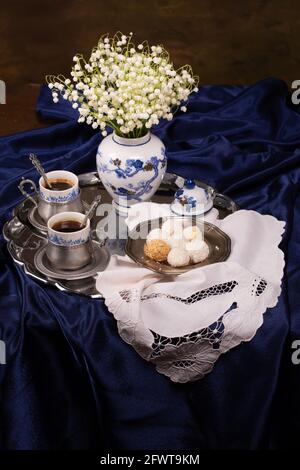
[184,178,195,189]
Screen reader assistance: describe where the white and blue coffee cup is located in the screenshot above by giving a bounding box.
[46,212,91,270]
[18,170,84,223]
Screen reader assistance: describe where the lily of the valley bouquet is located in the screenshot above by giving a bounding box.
[47,32,199,138]
[47,33,199,214]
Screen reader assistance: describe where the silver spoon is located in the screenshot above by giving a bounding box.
[29,153,53,189]
[81,195,102,228]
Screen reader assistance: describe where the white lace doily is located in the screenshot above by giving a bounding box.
[96,209,285,383]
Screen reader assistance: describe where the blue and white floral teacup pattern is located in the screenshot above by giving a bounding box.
[47,212,90,247]
[39,170,79,204]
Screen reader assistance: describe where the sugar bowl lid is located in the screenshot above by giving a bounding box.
[170,178,214,216]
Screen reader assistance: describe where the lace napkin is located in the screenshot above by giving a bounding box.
[96,209,285,383]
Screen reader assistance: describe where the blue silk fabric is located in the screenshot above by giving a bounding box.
[0,78,299,450]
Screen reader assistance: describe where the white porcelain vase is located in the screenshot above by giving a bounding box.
[96,132,167,215]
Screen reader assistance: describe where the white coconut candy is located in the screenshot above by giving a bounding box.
[167,248,190,267]
[183,225,202,241]
[182,218,193,228]
[161,218,184,238]
[146,228,162,244]
[165,235,186,250]
[185,238,206,252]
[188,240,210,263]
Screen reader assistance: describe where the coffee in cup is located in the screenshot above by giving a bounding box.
[52,219,84,232]
[42,178,74,191]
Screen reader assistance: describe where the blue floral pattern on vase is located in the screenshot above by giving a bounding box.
[97,147,166,201]
[48,233,88,246]
[40,187,79,204]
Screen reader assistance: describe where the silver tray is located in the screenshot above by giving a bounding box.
[3,171,239,297]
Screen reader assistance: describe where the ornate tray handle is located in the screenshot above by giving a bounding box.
[18,178,38,207]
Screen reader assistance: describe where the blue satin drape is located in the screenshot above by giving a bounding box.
[0,78,299,449]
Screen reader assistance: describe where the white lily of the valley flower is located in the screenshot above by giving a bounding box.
[47,32,199,138]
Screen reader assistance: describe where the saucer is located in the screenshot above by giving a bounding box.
[34,240,110,280]
[28,206,47,233]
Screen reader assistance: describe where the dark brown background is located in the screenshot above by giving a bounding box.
[0,0,299,135]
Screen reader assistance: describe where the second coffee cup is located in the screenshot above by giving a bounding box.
[46,211,91,271]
